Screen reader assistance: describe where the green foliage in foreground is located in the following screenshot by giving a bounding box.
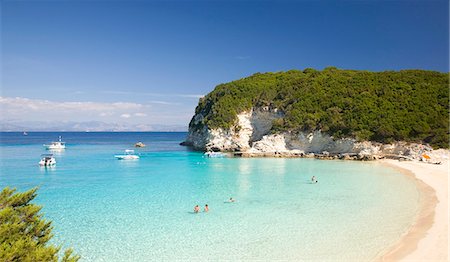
[0,187,80,262]
[192,68,449,148]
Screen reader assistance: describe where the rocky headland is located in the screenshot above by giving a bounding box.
[182,107,448,161]
[181,69,448,161]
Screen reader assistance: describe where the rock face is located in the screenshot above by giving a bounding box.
[183,107,440,160]
[184,107,283,151]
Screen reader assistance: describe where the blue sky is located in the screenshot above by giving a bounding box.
[1,0,448,129]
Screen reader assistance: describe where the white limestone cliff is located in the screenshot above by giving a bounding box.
[184,107,283,151]
[184,107,438,160]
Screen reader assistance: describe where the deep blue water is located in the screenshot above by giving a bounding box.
[0,132,187,149]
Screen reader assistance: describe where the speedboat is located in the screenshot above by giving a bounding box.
[39,154,56,166]
[44,136,66,150]
[115,149,140,160]
[204,152,225,158]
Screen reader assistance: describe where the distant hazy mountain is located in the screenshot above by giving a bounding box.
[0,120,187,132]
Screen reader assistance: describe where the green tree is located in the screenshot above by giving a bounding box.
[0,187,80,262]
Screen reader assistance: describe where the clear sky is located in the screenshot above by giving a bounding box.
[1,0,448,130]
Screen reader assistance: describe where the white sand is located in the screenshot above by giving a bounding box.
[380,158,448,262]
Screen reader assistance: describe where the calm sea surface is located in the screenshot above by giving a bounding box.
[0,132,420,261]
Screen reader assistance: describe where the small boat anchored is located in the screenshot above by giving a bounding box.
[134,141,146,148]
[44,136,66,150]
[39,154,56,166]
[115,149,140,160]
[204,152,225,158]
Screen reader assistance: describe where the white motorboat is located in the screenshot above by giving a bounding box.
[115,149,140,160]
[44,136,66,150]
[39,154,56,166]
[204,151,225,158]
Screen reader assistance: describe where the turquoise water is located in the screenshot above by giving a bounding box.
[0,132,420,261]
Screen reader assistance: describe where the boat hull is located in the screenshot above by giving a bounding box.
[115,155,139,160]
[39,159,56,166]
[45,145,66,150]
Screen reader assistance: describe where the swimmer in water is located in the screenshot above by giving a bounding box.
[194,205,200,213]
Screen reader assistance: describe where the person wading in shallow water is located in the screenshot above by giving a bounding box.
[204,204,209,212]
[194,205,200,213]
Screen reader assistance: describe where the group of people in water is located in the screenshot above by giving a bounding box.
[193,198,235,213]
[192,177,319,213]
[192,178,318,213]
[194,204,207,213]
[193,177,318,213]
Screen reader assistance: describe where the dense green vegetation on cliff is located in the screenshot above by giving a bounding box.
[192,68,449,148]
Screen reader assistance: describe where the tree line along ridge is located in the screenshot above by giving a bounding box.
[191,67,449,148]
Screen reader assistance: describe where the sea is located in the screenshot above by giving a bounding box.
[0,132,421,261]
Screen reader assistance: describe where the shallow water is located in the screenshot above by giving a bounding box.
[0,132,420,261]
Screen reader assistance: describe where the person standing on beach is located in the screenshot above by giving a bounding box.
[194,205,200,213]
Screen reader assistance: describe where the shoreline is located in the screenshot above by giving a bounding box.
[378,159,448,261]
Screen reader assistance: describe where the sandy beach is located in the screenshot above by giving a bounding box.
[380,157,449,262]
